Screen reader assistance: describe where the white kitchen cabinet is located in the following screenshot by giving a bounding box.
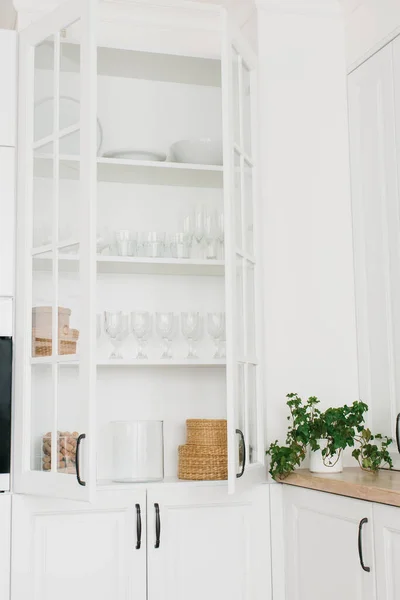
[13,0,265,502]
[0,148,15,297]
[11,490,147,600]
[0,30,16,147]
[147,484,271,600]
[0,494,11,600]
[374,502,400,600]
[283,486,376,600]
[348,40,400,462]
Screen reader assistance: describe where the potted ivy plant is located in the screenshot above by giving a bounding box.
[267,393,393,480]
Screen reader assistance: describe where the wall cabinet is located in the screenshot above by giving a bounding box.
[14,0,265,502]
[0,147,15,298]
[11,484,271,600]
[0,30,16,147]
[348,34,400,464]
[283,486,376,600]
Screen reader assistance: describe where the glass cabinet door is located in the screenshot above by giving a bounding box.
[14,0,97,501]
[223,26,264,493]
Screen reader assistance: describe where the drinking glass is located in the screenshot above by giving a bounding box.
[204,211,218,259]
[156,312,177,359]
[207,312,226,359]
[131,311,152,359]
[194,207,205,258]
[104,311,129,359]
[169,233,192,259]
[115,230,137,257]
[141,232,166,258]
[182,214,194,242]
[181,312,202,359]
[216,212,225,259]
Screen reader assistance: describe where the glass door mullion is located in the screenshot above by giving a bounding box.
[51,32,61,475]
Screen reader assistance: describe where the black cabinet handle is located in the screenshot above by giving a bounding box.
[154,503,161,549]
[358,518,370,572]
[76,433,86,487]
[135,504,142,550]
[236,429,246,478]
[396,414,400,453]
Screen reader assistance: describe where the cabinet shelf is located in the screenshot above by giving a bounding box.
[33,254,225,276]
[97,477,228,490]
[34,154,223,187]
[31,357,226,367]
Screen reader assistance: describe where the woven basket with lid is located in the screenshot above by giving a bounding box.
[178,419,228,481]
[186,419,227,447]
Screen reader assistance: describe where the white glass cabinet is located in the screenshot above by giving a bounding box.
[14,0,264,501]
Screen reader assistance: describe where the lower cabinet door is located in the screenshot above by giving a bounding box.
[0,494,11,600]
[283,486,376,600]
[147,484,272,600]
[11,490,146,600]
[374,502,400,599]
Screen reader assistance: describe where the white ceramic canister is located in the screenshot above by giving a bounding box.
[309,439,343,474]
[111,420,164,482]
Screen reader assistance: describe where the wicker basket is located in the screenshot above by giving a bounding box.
[178,444,228,481]
[186,419,227,447]
[32,328,79,357]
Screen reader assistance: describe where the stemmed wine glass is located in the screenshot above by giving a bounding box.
[204,211,218,260]
[216,212,224,259]
[181,312,202,359]
[207,312,226,359]
[194,206,205,259]
[156,312,177,359]
[104,311,129,359]
[131,311,152,359]
[96,313,102,343]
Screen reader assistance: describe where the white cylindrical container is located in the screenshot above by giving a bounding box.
[111,421,164,482]
[309,439,343,474]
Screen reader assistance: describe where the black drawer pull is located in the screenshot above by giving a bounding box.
[135,504,142,550]
[358,518,370,572]
[76,433,86,487]
[155,503,161,549]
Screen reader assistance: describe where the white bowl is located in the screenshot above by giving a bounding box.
[170,139,223,166]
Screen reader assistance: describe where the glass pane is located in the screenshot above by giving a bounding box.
[234,150,242,250]
[30,364,53,472]
[32,251,54,358]
[57,254,80,357]
[59,22,81,156]
[236,255,245,351]
[57,365,81,474]
[33,144,54,248]
[34,36,55,144]
[232,48,240,146]
[247,363,258,464]
[242,60,252,157]
[244,161,254,255]
[245,260,256,357]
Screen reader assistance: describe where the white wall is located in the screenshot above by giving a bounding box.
[257,1,359,446]
[343,0,400,70]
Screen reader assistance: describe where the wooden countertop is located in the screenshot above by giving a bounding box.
[281,468,400,507]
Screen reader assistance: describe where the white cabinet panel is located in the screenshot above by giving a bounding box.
[0,148,15,297]
[0,494,11,600]
[374,502,400,600]
[11,491,146,600]
[283,486,376,600]
[0,30,16,147]
[147,485,272,600]
[348,44,400,449]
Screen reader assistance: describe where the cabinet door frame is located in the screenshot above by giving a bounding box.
[283,486,376,600]
[373,501,400,600]
[13,0,98,501]
[222,13,266,494]
[11,489,147,600]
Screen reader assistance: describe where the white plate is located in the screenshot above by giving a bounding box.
[34,96,103,155]
[102,148,167,162]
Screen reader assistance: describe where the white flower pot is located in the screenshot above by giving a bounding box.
[309,439,343,474]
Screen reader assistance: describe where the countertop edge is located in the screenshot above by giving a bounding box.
[280,469,400,508]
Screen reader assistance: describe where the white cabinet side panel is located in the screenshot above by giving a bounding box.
[0,147,15,297]
[0,30,16,147]
[0,495,11,600]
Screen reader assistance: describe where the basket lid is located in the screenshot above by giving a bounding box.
[32,306,72,315]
